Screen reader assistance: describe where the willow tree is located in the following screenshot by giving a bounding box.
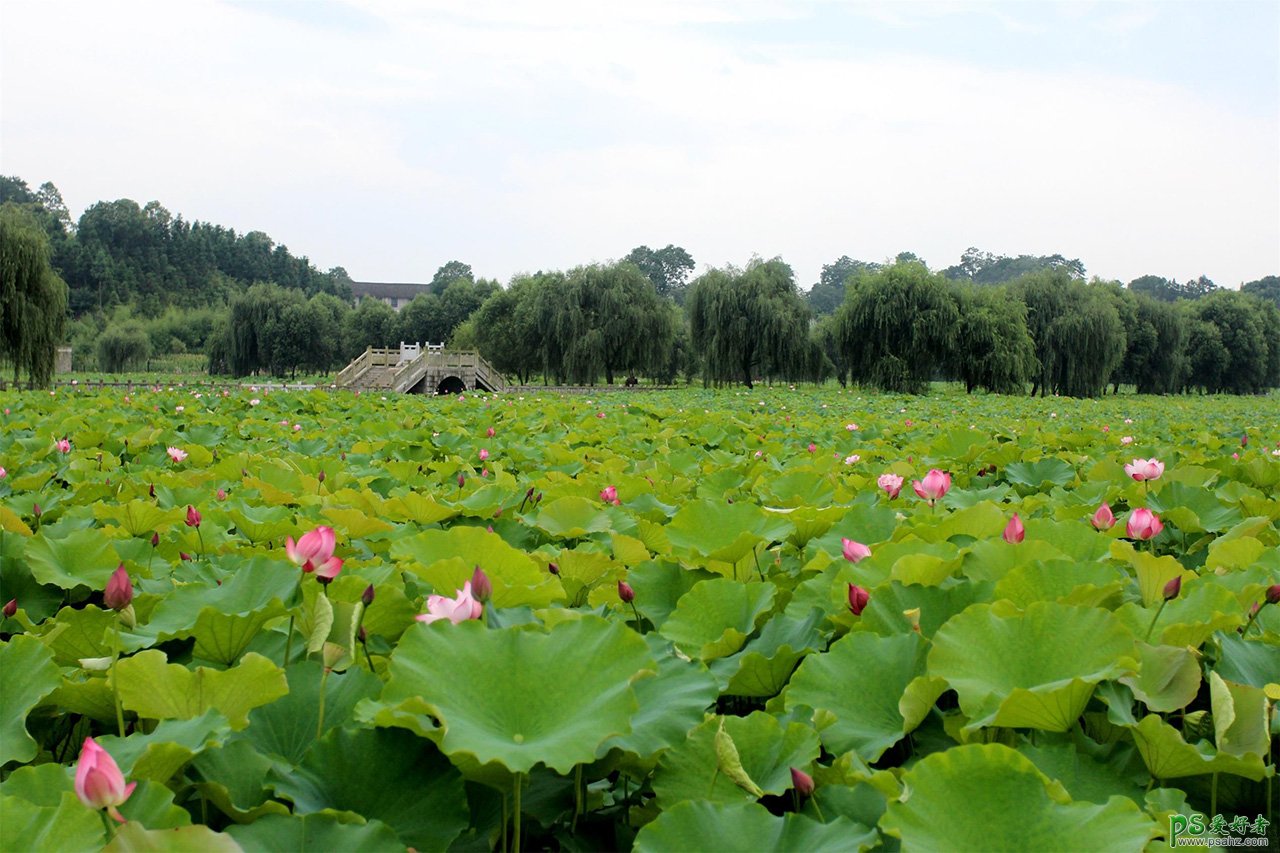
[1015,271,1126,397]
[1114,294,1185,395]
[952,284,1038,394]
[687,258,810,388]
[473,276,542,384]
[0,205,68,387]
[834,261,958,394]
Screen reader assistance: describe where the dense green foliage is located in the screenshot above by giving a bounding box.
[0,206,68,387]
[0,386,1277,851]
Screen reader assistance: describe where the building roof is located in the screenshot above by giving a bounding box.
[351,281,431,301]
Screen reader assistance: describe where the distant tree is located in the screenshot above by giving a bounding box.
[1128,274,1220,303]
[1110,290,1185,395]
[952,284,1038,394]
[687,257,811,388]
[96,320,152,372]
[430,260,473,295]
[624,245,695,301]
[1241,275,1280,307]
[1185,291,1275,393]
[944,247,1085,284]
[1015,270,1125,397]
[344,295,398,359]
[0,205,68,387]
[396,293,444,346]
[807,255,880,316]
[474,276,543,385]
[835,261,959,394]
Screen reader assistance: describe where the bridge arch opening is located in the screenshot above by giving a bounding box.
[436,375,467,395]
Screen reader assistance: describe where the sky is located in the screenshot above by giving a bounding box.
[2,0,1278,289]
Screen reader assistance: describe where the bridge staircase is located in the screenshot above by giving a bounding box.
[335,346,508,395]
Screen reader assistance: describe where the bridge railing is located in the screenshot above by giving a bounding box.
[335,348,399,387]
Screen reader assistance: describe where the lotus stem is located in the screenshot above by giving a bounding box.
[283,614,295,669]
[1144,598,1169,642]
[1210,772,1217,819]
[111,620,125,737]
[195,526,205,558]
[316,666,329,739]
[99,808,117,841]
[571,765,582,835]
[812,798,826,823]
[512,772,523,853]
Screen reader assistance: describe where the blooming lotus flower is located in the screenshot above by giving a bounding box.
[1091,503,1116,530]
[845,423,858,431]
[103,565,133,611]
[878,473,903,499]
[600,485,618,504]
[1003,513,1025,544]
[843,454,861,465]
[807,443,817,453]
[1124,458,1164,482]
[416,581,483,625]
[74,738,135,822]
[841,538,871,563]
[0,466,7,479]
[166,446,187,463]
[286,526,336,572]
[1126,508,1163,541]
[847,584,870,616]
[185,505,201,528]
[55,438,71,454]
[478,448,490,461]
[1120,436,1134,446]
[912,469,951,504]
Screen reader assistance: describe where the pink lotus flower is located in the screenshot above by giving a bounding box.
[486,426,496,438]
[1091,503,1116,530]
[0,466,6,479]
[286,526,336,572]
[416,581,484,625]
[216,488,227,501]
[1124,458,1164,482]
[1126,508,1163,541]
[3,598,17,617]
[1003,513,1025,543]
[847,584,870,616]
[618,580,636,603]
[103,565,133,611]
[55,438,71,454]
[841,538,871,563]
[312,556,343,582]
[807,443,817,453]
[600,485,618,504]
[845,423,858,431]
[1120,435,1134,446]
[469,566,492,602]
[478,448,490,461]
[912,469,951,505]
[790,767,815,796]
[843,454,860,465]
[877,473,903,499]
[74,738,135,822]
[167,446,187,463]
[1162,576,1181,600]
[185,505,201,528]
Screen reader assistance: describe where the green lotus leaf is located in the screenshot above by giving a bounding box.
[268,726,468,852]
[626,560,716,630]
[1114,581,1242,647]
[0,503,34,535]
[242,660,383,765]
[993,561,1124,609]
[599,636,719,760]
[382,491,460,525]
[224,504,294,544]
[1020,517,1113,562]
[23,527,119,591]
[665,500,794,562]
[1208,671,1270,758]
[0,635,62,765]
[659,578,776,660]
[652,712,821,808]
[714,608,825,697]
[0,763,197,830]
[102,822,242,852]
[1213,632,1280,689]
[634,800,870,853]
[1147,483,1241,533]
[1205,535,1266,571]
[859,580,986,638]
[0,792,105,853]
[140,558,300,644]
[758,470,836,506]
[1005,458,1078,493]
[911,501,1007,543]
[188,738,291,823]
[115,651,287,730]
[33,604,119,665]
[225,813,401,852]
[375,616,654,774]
[94,501,182,539]
[391,526,562,608]
[1018,738,1149,806]
[775,505,846,548]
[530,496,615,538]
[95,711,231,782]
[1128,714,1268,781]
[1119,643,1201,713]
[880,743,1156,851]
[784,631,928,760]
[929,602,1138,732]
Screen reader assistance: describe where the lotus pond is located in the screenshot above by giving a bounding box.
[0,385,1277,852]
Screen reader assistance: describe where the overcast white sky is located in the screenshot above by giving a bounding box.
[2,0,1277,288]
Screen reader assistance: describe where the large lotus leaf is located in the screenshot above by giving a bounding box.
[1,767,191,833]
[268,726,468,852]
[1114,582,1241,648]
[910,501,1007,544]
[599,636,719,760]
[0,634,62,765]
[1147,483,1241,533]
[993,561,1124,609]
[664,500,794,562]
[0,793,105,853]
[95,710,231,782]
[23,527,119,591]
[93,501,183,539]
[529,496,615,538]
[374,616,654,773]
[1018,739,1149,807]
[381,491,460,525]
[1128,714,1268,781]
[879,744,1155,851]
[189,738,290,823]
[626,560,717,630]
[224,504,294,544]
[1005,458,1078,492]
[102,822,242,852]
[1208,672,1270,758]
[242,660,383,765]
[33,604,119,664]
[784,632,928,760]
[929,602,1138,732]
[773,505,846,548]
[1213,632,1280,689]
[714,608,825,697]
[1206,535,1266,571]
[758,470,835,506]
[634,800,871,853]
[1020,517,1113,562]
[140,558,300,644]
[1118,548,1196,608]
[1119,643,1201,713]
[391,526,561,608]
[115,651,287,730]
[652,712,821,808]
[659,578,776,660]
[859,581,986,639]
[225,813,401,852]
[960,538,1069,584]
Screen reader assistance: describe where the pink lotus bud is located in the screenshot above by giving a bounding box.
[179,551,192,561]
[1124,458,1165,482]
[457,473,466,488]
[841,538,871,563]
[847,584,870,616]
[912,469,951,503]
[216,488,227,501]
[0,466,7,479]
[548,562,560,575]
[103,565,133,611]
[1126,508,1163,541]
[362,584,375,606]
[3,599,16,618]
[600,485,618,503]
[1091,503,1116,530]
[32,503,41,518]
[55,438,71,454]
[1241,432,1248,447]
[1003,513,1025,544]
[150,531,160,547]
[148,483,156,499]
[317,471,326,483]
[470,566,492,602]
[790,767,815,797]
[486,426,495,438]
[185,505,201,528]
[1266,584,1280,605]
[877,473,903,499]
[618,580,635,603]
[479,448,490,461]
[74,738,136,822]
[1163,576,1181,600]
[807,443,816,453]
